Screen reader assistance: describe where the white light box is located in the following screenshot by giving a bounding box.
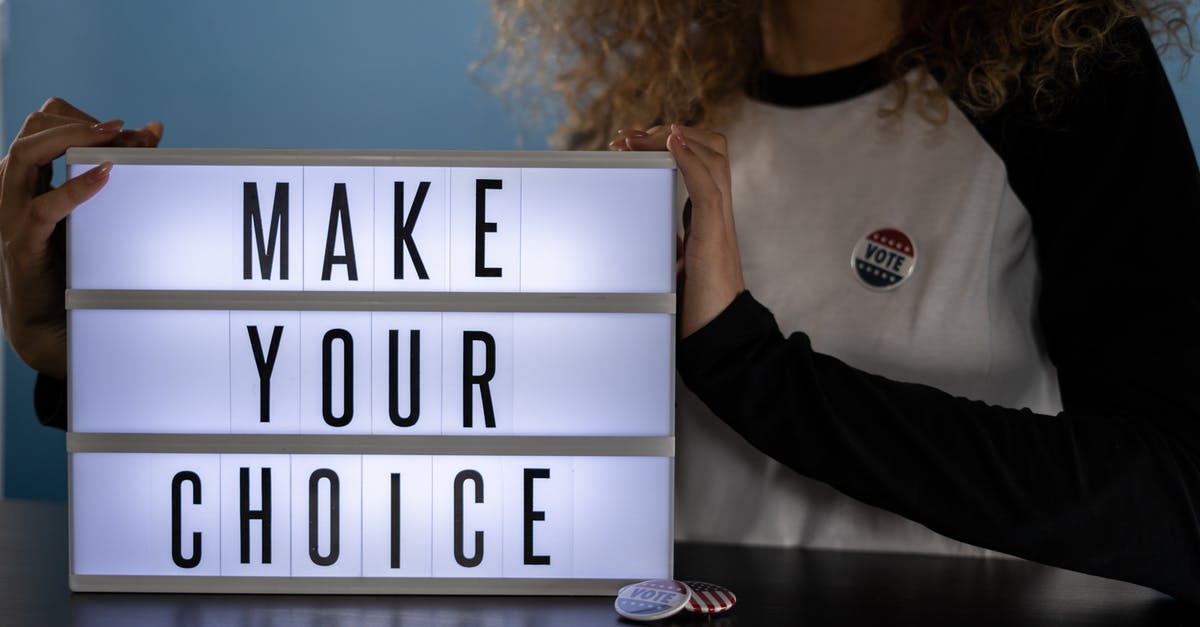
[63,149,677,595]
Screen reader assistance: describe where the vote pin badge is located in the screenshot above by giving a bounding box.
[683,581,737,614]
[851,227,917,290]
[614,579,691,621]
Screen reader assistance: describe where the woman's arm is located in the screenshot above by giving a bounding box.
[678,291,1200,602]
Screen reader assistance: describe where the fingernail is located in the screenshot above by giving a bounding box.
[86,161,113,183]
[93,119,124,133]
[626,130,648,138]
[671,132,687,149]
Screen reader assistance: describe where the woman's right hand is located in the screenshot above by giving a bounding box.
[0,97,162,379]
[611,124,746,339]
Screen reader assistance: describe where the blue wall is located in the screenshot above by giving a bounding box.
[1169,50,1200,159]
[3,2,1199,500]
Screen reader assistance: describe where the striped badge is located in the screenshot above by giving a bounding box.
[684,580,737,614]
[852,227,917,290]
[614,579,690,621]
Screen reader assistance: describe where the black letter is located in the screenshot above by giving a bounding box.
[321,183,359,281]
[308,468,340,567]
[394,181,431,280]
[247,325,284,423]
[462,331,496,428]
[389,329,420,427]
[171,471,202,569]
[523,468,550,565]
[474,179,502,278]
[239,467,271,564]
[390,472,401,569]
[242,182,289,280]
[322,329,354,427]
[454,469,484,567]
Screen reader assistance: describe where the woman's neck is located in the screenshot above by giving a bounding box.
[762,0,901,75]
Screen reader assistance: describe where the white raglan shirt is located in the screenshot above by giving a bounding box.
[674,72,1063,556]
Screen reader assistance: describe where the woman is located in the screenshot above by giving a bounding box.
[3,0,1198,602]
[490,0,1200,600]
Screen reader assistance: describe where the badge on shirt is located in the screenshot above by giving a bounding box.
[851,227,917,290]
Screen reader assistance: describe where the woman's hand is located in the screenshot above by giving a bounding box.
[611,124,746,338]
[0,97,163,378]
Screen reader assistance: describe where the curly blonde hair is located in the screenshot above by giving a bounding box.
[485,0,1193,149]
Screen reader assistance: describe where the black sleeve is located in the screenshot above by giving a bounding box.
[34,373,67,430]
[972,20,1200,435]
[677,21,1200,602]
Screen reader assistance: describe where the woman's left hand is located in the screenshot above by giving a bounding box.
[611,124,746,338]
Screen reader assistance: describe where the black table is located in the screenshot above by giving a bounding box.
[2,499,1194,626]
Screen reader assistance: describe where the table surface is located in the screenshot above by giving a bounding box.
[2,499,1195,626]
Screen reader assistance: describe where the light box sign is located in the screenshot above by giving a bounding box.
[64,148,676,595]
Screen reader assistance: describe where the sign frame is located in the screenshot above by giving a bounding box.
[63,148,677,595]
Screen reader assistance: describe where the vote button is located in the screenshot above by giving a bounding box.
[614,579,690,621]
[851,227,918,291]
